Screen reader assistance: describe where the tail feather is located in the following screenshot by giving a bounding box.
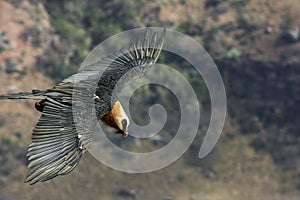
[0,90,46,100]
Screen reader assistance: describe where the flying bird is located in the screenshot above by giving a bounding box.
[0,28,165,184]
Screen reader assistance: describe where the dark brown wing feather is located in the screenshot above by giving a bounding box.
[95,28,165,106]
[25,86,93,184]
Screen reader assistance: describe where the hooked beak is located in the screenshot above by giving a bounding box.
[115,130,128,137]
[122,131,128,137]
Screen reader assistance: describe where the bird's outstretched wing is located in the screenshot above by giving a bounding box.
[25,86,93,184]
[24,28,165,184]
[96,28,165,94]
[95,29,165,115]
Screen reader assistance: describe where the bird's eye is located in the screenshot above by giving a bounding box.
[121,119,128,131]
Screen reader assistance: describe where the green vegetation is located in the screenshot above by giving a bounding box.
[226,47,242,58]
[0,31,12,53]
[43,0,142,79]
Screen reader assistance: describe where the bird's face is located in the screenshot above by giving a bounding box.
[100,101,130,137]
[115,115,129,137]
[111,101,129,137]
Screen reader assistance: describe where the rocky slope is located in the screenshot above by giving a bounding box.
[0,0,299,199]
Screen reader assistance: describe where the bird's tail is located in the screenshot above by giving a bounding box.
[0,90,46,100]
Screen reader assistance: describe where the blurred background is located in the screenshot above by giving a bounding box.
[0,0,299,199]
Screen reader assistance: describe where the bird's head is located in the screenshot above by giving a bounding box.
[100,101,129,137]
[108,101,130,137]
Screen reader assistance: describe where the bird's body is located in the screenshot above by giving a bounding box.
[0,29,165,184]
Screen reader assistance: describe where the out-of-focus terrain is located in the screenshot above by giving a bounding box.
[0,0,299,199]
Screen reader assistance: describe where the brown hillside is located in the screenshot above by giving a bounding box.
[0,0,299,199]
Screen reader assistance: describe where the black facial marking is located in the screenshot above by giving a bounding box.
[115,130,124,135]
[121,119,127,131]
